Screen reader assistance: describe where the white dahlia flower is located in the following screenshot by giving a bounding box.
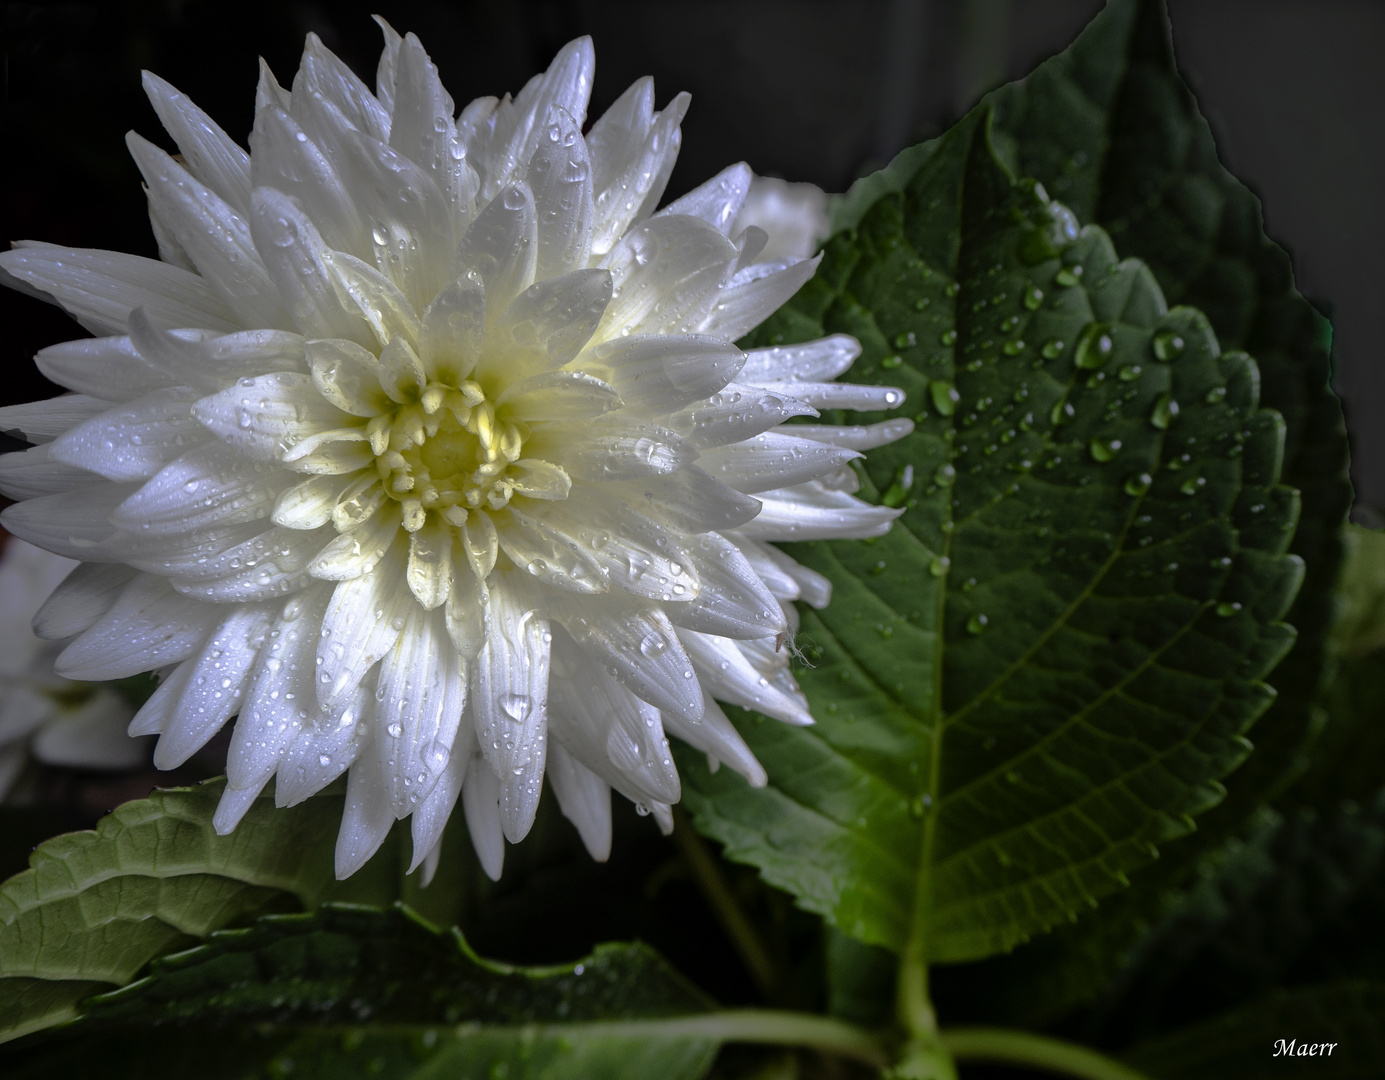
[0,537,148,798]
[0,24,910,881]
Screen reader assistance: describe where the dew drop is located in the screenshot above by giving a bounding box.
[639,631,669,658]
[1055,265,1083,287]
[498,692,532,723]
[929,381,960,416]
[939,329,958,347]
[1216,601,1242,617]
[1150,393,1179,429]
[1074,323,1114,369]
[1152,330,1186,361]
[1041,339,1065,360]
[1023,286,1044,310]
[1124,472,1152,496]
[387,722,403,738]
[928,555,950,577]
[966,613,989,635]
[1089,437,1121,462]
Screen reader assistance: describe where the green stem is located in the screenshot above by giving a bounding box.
[942,1028,1153,1080]
[671,807,779,996]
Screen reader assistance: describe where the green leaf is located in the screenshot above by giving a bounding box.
[690,106,1302,965]
[0,904,718,1080]
[0,778,398,1043]
[1123,979,1385,1079]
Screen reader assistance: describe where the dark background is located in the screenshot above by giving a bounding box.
[4,0,1382,507]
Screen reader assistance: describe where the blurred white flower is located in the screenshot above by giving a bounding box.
[0,24,910,881]
[0,537,147,798]
[734,176,830,263]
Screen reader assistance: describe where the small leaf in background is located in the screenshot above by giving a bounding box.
[2,904,717,1080]
[0,779,397,1043]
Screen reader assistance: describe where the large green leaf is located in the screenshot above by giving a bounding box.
[0,778,398,1043]
[1,904,718,1080]
[686,106,1302,964]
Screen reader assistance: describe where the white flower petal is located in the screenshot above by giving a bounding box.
[610,466,762,533]
[597,216,735,339]
[677,629,813,726]
[445,558,489,661]
[588,87,689,255]
[789,418,917,450]
[474,576,550,841]
[0,394,111,444]
[309,503,402,580]
[659,698,766,788]
[548,596,703,725]
[529,106,594,280]
[462,753,505,881]
[552,423,694,483]
[406,518,453,610]
[112,443,285,535]
[489,268,611,373]
[32,562,138,640]
[698,431,861,494]
[658,162,753,235]
[545,738,611,861]
[171,524,332,602]
[495,507,606,595]
[0,242,237,336]
[0,444,97,499]
[248,188,374,346]
[700,255,821,341]
[755,381,906,412]
[335,747,397,879]
[1,484,134,560]
[390,34,477,224]
[49,388,205,482]
[297,33,392,143]
[194,372,352,461]
[739,334,861,383]
[56,573,222,681]
[672,382,818,448]
[142,71,252,215]
[273,474,346,530]
[456,181,537,319]
[664,531,785,640]
[736,481,903,541]
[33,337,165,401]
[590,334,745,413]
[274,682,371,807]
[315,550,412,711]
[154,603,274,768]
[408,714,474,873]
[375,605,466,815]
[549,633,679,806]
[497,370,621,422]
[373,16,403,116]
[127,133,291,330]
[128,314,310,392]
[419,279,486,384]
[321,251,422,350]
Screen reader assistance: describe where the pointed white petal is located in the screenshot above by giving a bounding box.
[664,530,785,639]
[274,682,371,807]
[677,630,814,726]
[754,381,905,412]
[456,181,537,319]
[740,335,861,383]
[213,780,269,835]
[529,106,594,279]
[660,698,766,788]
[409,715,475,873]
[545,738,611,860]
[315,549,412,711]
[548,633,679,805]
[0,394,110,444]
[127,132,290,329]
[56,574,222,680]
[698,431,861,494]
[0,242,237,336]
[588,90,689,255]
[309,503,402,581]
[589,334,745,413]
[0,444,94,499]
[699,255,820,341]
[307,338,392,417]
[406,518,453,610]
[735,482,903,541]
[548,596,703,725]
[33,562,138,640]
[335,749,396,879]
[610,466,762,534]
[33,337,165,401]
[112,443,286,536]
[375,605,465,815]
[658,162,753,235]
[194,372,352,462]
[494,507,606,595]
[419,279,486,384]
[128,314,310,392]
[248,188,374,346]
[390,33,477,223]
[496,370,620,422]
[0,483,133,559]
[48,388,204,481]
[444,557,489,661]
[487,268,611,374]
[142,71,253,214]
[321,251,421,350]
[171,524,332,602]
[597,216,736,339]
[373,16,403,115]
[273,474,347,530]
[789,418,916,450]
[671,382,817,449]
[474,576,550,842]
[297,33,391,142]
[462,754,505,880]
[154,603,274,768]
